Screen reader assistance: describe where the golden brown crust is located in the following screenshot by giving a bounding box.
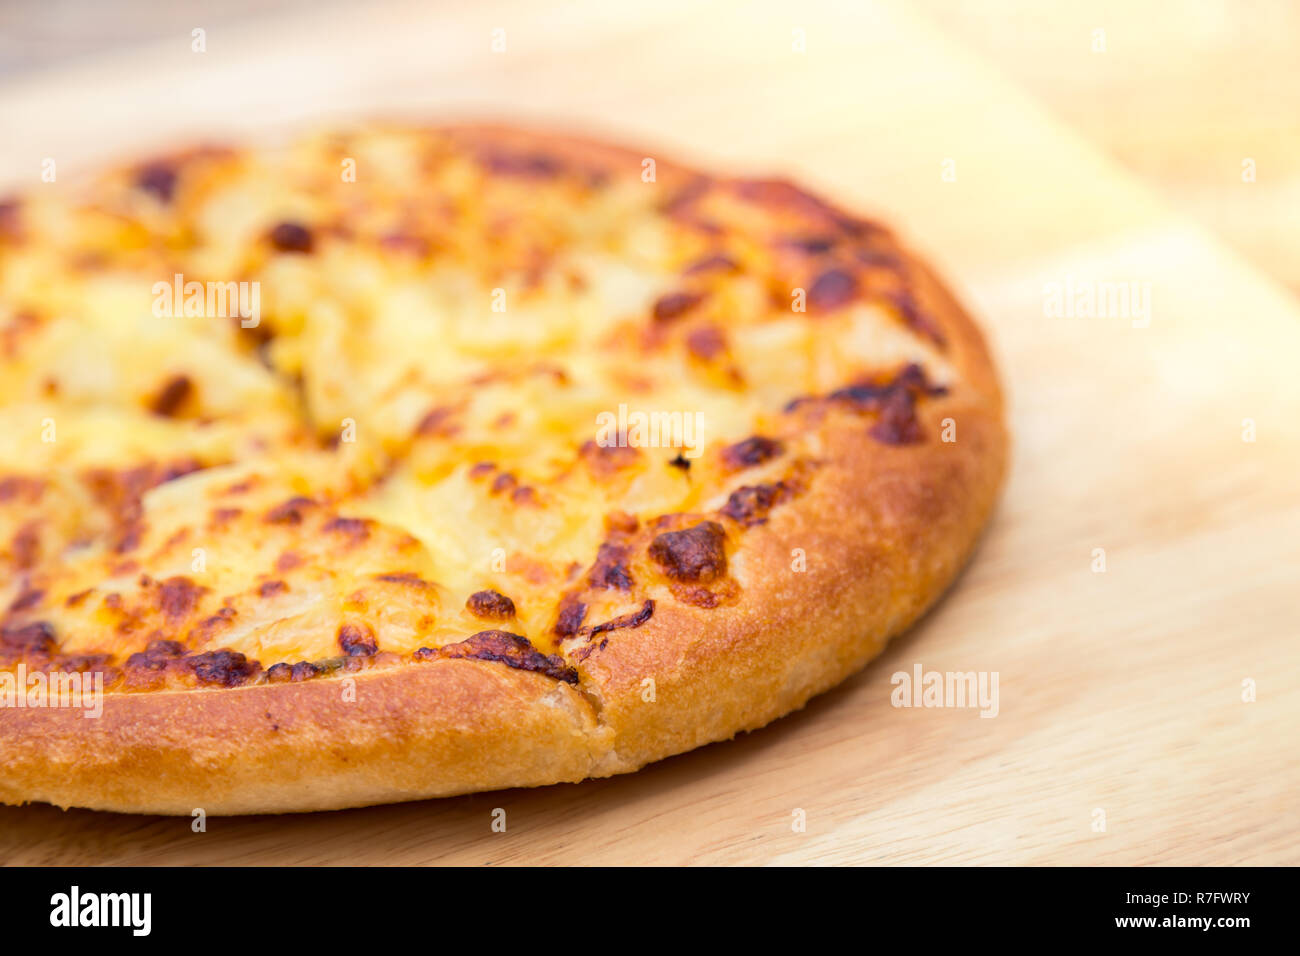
[0,124,1006,814]
[0,657,610,815]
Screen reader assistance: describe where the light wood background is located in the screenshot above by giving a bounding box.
[1,0,1296,865]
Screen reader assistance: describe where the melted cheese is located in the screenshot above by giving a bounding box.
[0,126,956,678]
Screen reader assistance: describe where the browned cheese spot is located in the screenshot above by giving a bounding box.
[134,164,178,202]
[477,149,564,179]
[125,639,186,670]
[806,268,858,311]
[0,620,56,654]
[583,599,655,639]
[786,363,947,446]
[579,440,640,480]
[337,622,378,657]
[189,606,237,641]
[415,405,458,437]
[682,253,740,276]
[149,374,193,417]
[652,291,705,323]
[276,551,303,572]
[685,325,727,361]
[323,516,371,542]
[8,588,44,613]
[374,571,436,590]
[720,482,791,527]
[187,649,260,687]
[264,496,317,525]
[268,220,315,253]
[156,576,207,621]
[416,630,577,684]
[587,541,634,591]
[721,435,783,471]
[554,597,587,637]
[266,660,323,683]
[466,589,516,620]
[648,520,728,584]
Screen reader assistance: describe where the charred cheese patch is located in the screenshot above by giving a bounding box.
[0,126,958,691]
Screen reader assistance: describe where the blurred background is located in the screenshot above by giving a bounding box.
[3,0,1296,298]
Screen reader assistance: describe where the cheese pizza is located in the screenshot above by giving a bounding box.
[0,125,1006,813]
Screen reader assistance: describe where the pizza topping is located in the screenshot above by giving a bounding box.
[807,268,858,311]
[580,440,641,479]
[82,460,203,553]
[587,541,634,590]
[259,579,288,598]
[720,482,791,527]
[416,630,578,684]
[604,510,639,535]
[884,288,946,346]
[338,623,379,657]
[134,164,178,203]
[466,589,516,620]
[276,551,303,572]
[268,221,315,253]
[660,176,713,214]
[554,598,588,637]
[783,235,838,255]
[682,252,740,276]
[8,587,44,613]
[734,179,885,240]
[0,474,42,502]
[0,199,22,240]
[0,620,57,653]
[477,149,564,179]
[266,660,323,683]
[0,127,974,693]
[125,639,186,670]
[265,496,318,525]
[323,516,371,542]
[649,520,727,583]
[721,435,783,471]
[189,607,237,641]
[415,405,458,438]
[786,363,947,445]
[685,325,727,361]
[675,586,722,608]
[870,387,923,445]
[374,571,436,590]
[582,599,654,639]
[149,374,193,417]
[52,653,115,675]
[186,649,260,687]
[652,291,705,323]
[155,576,207,621]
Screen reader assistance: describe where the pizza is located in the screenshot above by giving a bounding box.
[0,125,1006,814]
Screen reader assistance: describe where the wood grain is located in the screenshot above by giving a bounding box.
[0,0,1296,865]
[917,0,1300,299]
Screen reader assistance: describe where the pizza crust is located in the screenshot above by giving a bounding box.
[0,125,1006,814]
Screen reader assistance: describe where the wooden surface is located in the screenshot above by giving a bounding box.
[917,0,1300,300]
[1,0,1297,865]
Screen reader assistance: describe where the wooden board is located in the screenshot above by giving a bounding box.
[1,0,1296,866]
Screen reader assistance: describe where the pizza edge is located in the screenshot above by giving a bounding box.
[0,127,1007,814]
